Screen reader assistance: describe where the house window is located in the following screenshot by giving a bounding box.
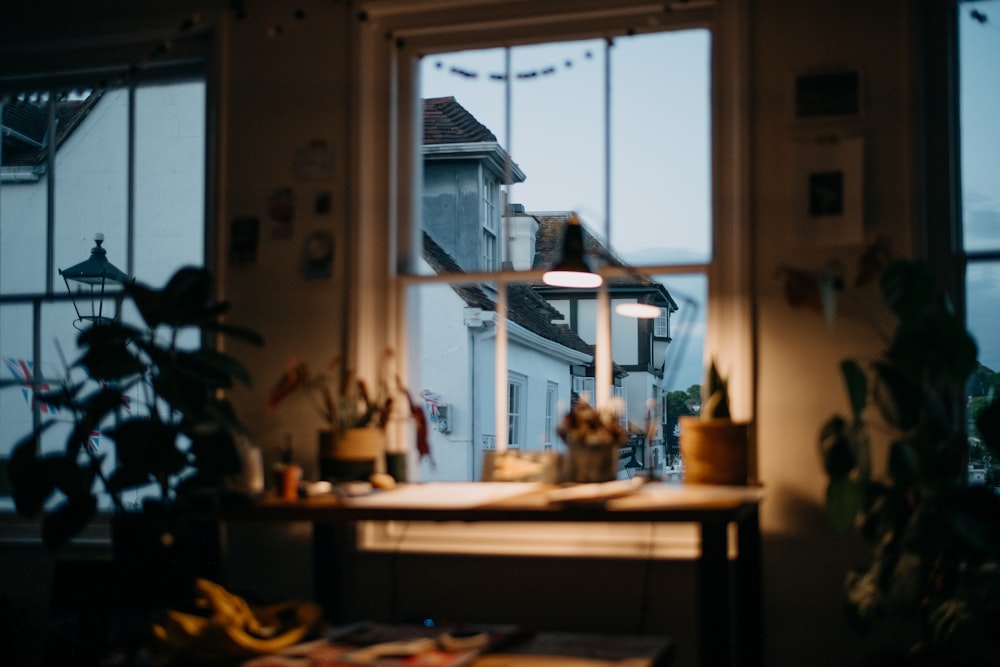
[654,309,669,338]
[0,70,210,508]
[356,0,752,482]
[508,373,526,447]
[544,381,558,448]
[482,173,500,272]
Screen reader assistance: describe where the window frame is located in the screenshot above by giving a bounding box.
[350,0,753,469]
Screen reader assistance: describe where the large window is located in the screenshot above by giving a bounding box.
[960,6,1000,488]
[353,0,751,483]
[0,72,209,508]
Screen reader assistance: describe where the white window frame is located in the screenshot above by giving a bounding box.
[654,308,670,338]
[349,0,753,462]
[481,170,500,272]
[507,372,526,447]
[544,381,558,448]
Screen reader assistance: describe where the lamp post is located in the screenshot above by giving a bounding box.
[59,233,131,329]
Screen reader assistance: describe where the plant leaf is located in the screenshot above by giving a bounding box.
[42,494,97,550]
[840,359,867,420]
[826,476,864,532]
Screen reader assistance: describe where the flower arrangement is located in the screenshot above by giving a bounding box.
[556,396,629,449]
[556,396,628,483]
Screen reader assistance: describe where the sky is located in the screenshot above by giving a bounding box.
[420,30,712,391]
[420,11,1000,389]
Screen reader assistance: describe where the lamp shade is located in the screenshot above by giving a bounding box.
[59,233,131,328]
[542,216,602,288]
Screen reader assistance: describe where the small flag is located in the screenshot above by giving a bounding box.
[2,357,58,414]
[88,430,100,452]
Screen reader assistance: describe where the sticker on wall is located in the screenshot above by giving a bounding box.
[268,187,295,239]
[302,230,334,279]
[293,139,334,182]
[230,216,260,263]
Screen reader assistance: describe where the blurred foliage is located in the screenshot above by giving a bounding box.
[4,267,263,550]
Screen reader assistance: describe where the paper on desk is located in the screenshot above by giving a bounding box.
[343,482,543,509]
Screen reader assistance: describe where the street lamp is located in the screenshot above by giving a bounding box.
[59,233,131,329]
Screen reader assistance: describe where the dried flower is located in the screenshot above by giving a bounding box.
[556,397,628,448]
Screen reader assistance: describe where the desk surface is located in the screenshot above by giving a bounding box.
[232,481,763,524]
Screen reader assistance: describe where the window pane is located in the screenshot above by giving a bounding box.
[0,78,207,507]
[960,11,1000,253]
[611,30,712,266]
[134,80,206,281]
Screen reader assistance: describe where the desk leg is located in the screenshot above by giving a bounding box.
[313,521,355,622]
[735,506,763,667]
[698,520,732,667]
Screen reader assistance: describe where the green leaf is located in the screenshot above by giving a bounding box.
[976,394,1000,458]
[819,415,856,477]
[826,476,864,532]
[42,494,97,550]
[880,259,935,322]
[840,359,867,420]
[872,361,922,430]
[9,428,57,517]
[109,419,187,481]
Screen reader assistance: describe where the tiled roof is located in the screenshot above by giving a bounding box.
[422,230,597,359]
[423,96,498,145]
[1,93,101,168]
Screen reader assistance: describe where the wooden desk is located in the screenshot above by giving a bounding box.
[223,482,763,667]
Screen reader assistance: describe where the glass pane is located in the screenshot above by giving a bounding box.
[54,87,129,282]
[967,261,999,487]
[611,30,712,266]
[134,80,206,283]
[960,11,1000,253]
[419,30,710,276]
[407,269,704,482]
[1,89,106,294]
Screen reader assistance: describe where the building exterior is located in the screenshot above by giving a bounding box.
[417,97,680,479]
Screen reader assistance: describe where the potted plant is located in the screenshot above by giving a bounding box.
[782,244,1000,664]
[556,396,629,483]
[678,360,750,485]
[5,266,263,601]
[265,352,430,484]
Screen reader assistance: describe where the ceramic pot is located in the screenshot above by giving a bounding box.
[320,427,383,482]
[678,416,749,485]
[562,441,620,483]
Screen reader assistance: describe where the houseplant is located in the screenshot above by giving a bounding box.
[5,266,263,559]
[265,353,430,483]
[556,396,629,483]
[678,360,750,485]
[782,245,1000,664]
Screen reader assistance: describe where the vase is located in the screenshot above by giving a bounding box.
[678,416,749,485]
[562,441,621,483]
[320,427,383,483]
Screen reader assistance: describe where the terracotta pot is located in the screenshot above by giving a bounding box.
[678,416,749,485]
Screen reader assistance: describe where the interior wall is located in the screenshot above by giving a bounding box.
[752,0,920,664]
[220,0,353,483]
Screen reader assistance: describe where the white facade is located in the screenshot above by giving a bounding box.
[414,258,591,481]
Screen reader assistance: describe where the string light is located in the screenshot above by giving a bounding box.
[432,48,595,83]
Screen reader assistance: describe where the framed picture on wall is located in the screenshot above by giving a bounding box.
[794,69,862,119]
[791,136,864,247]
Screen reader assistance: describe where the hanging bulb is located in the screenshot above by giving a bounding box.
[543,215,602,288]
